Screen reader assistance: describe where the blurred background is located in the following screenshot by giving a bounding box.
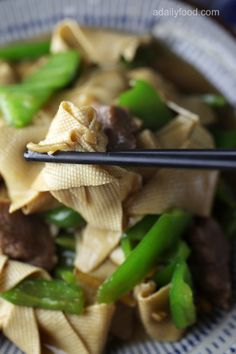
[0,0,235,30]
[192,0,236,29]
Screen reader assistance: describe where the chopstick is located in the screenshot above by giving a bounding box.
[24,149,236,170]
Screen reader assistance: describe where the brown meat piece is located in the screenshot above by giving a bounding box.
[95,105,138,150]
[110,303,135,340]
[0,200,56,271]
[186,218,232,309]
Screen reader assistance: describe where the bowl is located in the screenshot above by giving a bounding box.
[0,0,236,353]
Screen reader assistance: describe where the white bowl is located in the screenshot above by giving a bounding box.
[0,0,236,353]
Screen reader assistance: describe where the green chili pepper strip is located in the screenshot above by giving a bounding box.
[97,210,192,304]
[123,215,158,242]
[211,128,236,149]
[55,235,76,251]
[23,51,79,90]
[153,241,190,288]
[120,237,132,258]
[121,215,158,258]
[170,261,196,329]
[54,267,77,285]
[0,51,80,127]
[44,206,85,228]
[118,80,172,130]
[54,266,74,280]
[1,278,84,315]
[0,41,50,61]
[201,94,227,108]
[0,87,51,127]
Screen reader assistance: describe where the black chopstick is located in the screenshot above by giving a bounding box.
[115,149,236,159]
[24,149,236,170]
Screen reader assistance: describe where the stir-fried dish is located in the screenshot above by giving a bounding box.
[0,20,235,354]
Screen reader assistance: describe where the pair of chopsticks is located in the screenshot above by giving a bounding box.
[24,149,236,170]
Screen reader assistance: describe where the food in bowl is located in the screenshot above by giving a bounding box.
[0,20,235,354]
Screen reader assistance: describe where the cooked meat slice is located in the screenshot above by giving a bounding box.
[186,218,232,309]
[110,303,135,340]
[95,105,138,150]
[0,200,56,271]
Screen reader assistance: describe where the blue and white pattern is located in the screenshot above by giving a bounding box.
[0,0,235,105]
[0,0,236,353]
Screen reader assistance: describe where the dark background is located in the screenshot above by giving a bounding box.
[191,0,236,28]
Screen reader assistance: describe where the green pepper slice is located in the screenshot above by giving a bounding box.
[44,206,85,229]
[1,278,84,315]
[201,94,227,108]
[0,51,80,127]
[97,210,192,304]
[55,234,76,251]
[0,40,50,61]
[121,215,158,258]
[153,241,190,288]
[118,80,173,130]
[169,261,196,329]
[23,51,79,90]
[211,128,236,149]
[54,267,77,285]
